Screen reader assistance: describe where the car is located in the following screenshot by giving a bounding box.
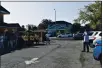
[93,39,102,65]
[73,33,83,40]
[93,37,101,46]
[46,34,51,37]
[89,31,98,40]
[89,31,101,44]
[94,31,102,40]
[57,33,73,38]
[89,36,101,48]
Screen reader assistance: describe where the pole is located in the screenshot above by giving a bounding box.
[54,9,57,36]
[54,9,56,22]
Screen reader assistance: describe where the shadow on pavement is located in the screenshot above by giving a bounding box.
[0,43,47,56]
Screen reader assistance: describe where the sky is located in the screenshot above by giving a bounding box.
[1,2,94,26]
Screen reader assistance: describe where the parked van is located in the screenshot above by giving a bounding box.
[89,31,101,44]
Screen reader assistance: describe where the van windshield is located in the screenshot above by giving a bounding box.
[99,33,102,36]
[94,32,98,35]
[88,32,93,36]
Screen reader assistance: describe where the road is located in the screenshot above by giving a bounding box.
[1,39,101,68]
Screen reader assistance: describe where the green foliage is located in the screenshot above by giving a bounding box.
[21,25,26,31]
[38,19,52,29]
[75,1,102,30]
[71,23,81,33]
[26,24,37,31]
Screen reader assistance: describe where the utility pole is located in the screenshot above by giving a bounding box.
[54,9,56,22]
[54,9,57,36]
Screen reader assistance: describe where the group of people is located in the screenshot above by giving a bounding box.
[0,30,51,55]
[0,31,24,55]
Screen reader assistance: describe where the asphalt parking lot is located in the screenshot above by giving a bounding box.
[1,39,101,68]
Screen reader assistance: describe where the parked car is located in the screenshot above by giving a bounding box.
[93,37,102,46]
[89,31,101,44]
[57,33,73,38]
[89,36,101,48]
[93,39,102,65]
[94,31,102,40]
[73,33,83,40]
[46,34,51,37]
[46,30,56,37]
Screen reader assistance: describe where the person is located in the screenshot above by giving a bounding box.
[0,34,4,49]
[17,34,24,49]
[35,34,39,44]
[0,34,4,55]
[45,34,50,45]
[42,34,46,44]
[10,31,17,51]
[3,31,10,53]
[82,30,89,52]
[9,32,14,51]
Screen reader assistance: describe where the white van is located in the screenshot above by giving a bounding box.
[89,31,102,44]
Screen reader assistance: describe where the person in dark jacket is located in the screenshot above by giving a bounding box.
[17,34,24,50]
[3,31,10,53]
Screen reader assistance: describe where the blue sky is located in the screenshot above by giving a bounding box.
[2,2,94,26]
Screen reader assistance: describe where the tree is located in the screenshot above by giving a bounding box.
[32,25,37,31]
[38,23,45,29]
[38,19,53,29]
[84,24,92,31]
[75,1,102,30]
[26,24,32,31]
[21,25,26,31]
[71,23,81,33]
[26,24,37,31]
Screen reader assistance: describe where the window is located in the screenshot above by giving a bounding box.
[94,32,98,35]
[88,32,93,36]
[99,33,102,36]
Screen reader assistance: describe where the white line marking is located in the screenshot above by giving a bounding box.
[25,58,39,65]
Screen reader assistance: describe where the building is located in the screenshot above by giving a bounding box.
[47,21,72,36]
[0,4,21,33]
[0,5,10,32]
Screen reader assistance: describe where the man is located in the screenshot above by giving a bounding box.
[82,30,89,52]
[3,31,10,53]
[45,34,50,45]
[0,34,4,55]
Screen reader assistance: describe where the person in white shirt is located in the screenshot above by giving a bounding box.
[82,30,89,52]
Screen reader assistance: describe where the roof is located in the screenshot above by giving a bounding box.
[7,23,21,27]
[0,23,21,28]
[56,21,71,24]
[49,21,72,25]
[0,23,7,27]
[0,5,10,14]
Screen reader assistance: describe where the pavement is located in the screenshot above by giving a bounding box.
[1,39,101,68]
